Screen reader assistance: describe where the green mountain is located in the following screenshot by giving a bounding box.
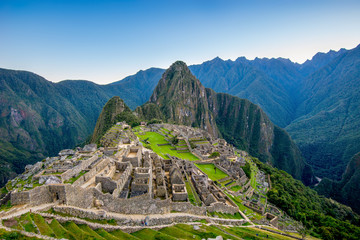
[0,67,163,186]
[105,68,164,110]
[91,96,138,143]
[286,45,360,180]
[315,152,360,214]
[136,61,315,185]
[0,69,96,186]
[1,45,359,210]
[256,157,360,240]
[189,57,300,127]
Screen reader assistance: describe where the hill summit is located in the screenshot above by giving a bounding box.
[136,61,315,185]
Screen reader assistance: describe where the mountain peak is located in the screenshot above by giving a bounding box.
[150,61,205,104]
[167,60,190,72]
[147,61,216,134]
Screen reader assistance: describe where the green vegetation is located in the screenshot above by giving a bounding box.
[49,219,76,240]
[230,185,242,192]
[2,211,318,240]
[224,191,264,220]
[95,228,121,240]
[195,163,228,181]
[45,208,117,225]
[185,181,201,206]
[131,228,176,240]
[110,229,140,240]
[255,158,360,240]
[64,170,87,184]
[78,224,106,239]
[159,225,199,239]
[135,131,199,161]
[224,226,300,240]
[241,161,251,178]
[316,152,360,214]
[208,211,243,219]
[19,213,37,232]
[135,61,313,186]
[31,214,56,237]
[0,200,12,211]
[91,96,138,143]
[0,228,42,240]
[209,151,220,158]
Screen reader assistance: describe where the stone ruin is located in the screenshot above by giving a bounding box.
[9,123,244,219]
[215,157,248,184]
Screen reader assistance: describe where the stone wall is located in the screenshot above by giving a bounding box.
[97,190,171,214]
[206,202,238,215]
[11,191,30,205]
[112,162,131,197]
[50,205,244,230]
[172,184,188,201]
[48,185,67,204]
[30,185,53,205]
[122,147,141,167]
[61,154,100,181]
[95,176,117,194]
[170,202,206,215]
[65,186,94,209]
[73,158,111,187]
[0,193,11,206]
[11,185,54,206]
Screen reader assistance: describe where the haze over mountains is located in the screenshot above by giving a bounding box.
[0,44,359,213]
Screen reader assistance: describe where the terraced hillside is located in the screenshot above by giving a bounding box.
[0,212,316,240]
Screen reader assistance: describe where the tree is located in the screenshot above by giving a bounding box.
[171,136,179,145]
[296,223,310,239]
[209,151,220,158]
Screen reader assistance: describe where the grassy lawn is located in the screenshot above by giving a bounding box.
[230,185,242,192]
[246,157,258,189]
[185,181,202,206]
[208,211,243,219]
[220,179,232,186]
[31,214,56,237]
[195,164,228,181]
[49,219,76,240]
[224,191,264,220]
[95,229,121,240]
[64,170,87,184]
[131,228,176,240]
[0,229,41,240]
[110,229,140,240]
[225,226,298,240]
[135,131,199,161]
[77,224,106,239]
[19,213,38,233]
[62,221,93,239]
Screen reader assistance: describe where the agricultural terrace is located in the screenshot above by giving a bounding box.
[134,131,199,161]
[195,164,228,181]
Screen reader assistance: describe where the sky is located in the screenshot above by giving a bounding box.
[0,0,360,84]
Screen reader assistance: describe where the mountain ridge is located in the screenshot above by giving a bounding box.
[1,45,359,212]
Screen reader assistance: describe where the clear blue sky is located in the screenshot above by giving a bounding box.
[1,0,359,84]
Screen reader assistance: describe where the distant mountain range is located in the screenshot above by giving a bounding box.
[0,44,359,212]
